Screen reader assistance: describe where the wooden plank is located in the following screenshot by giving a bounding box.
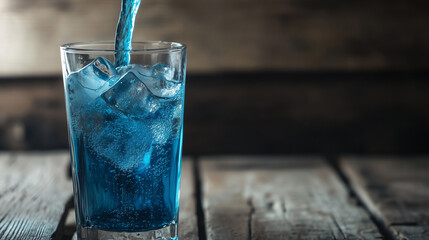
[200,156,382,239]
[178,159,199,240]
[68,157,198,240]
[1,0,429,76]
[0,152,72,240]
[341,157,429,240]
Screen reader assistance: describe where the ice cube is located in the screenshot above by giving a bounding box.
[171,103,183,137]
[102,71,160,118]
[67,57,118,100]
[150,120,171,144]
[132,63,182,98]
[117,64,151,76]
[151,63,174,80]
[147,77,182,99]
[77,57,117,90]
[87,114,153,171]
[147,101,183,144]
[117,63,182,98]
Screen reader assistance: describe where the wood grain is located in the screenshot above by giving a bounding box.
[1,0,429,76]
[200,156,382,239]
[178,159,199,240]
[0,152,72,240]
[341,157,429,240]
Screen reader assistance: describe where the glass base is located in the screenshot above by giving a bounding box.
[76,222,178,240]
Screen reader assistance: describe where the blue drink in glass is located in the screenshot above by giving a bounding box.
[61,42,186,239]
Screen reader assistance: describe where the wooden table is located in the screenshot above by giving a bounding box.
[0,152,428,239]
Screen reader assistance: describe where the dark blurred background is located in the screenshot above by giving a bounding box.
[0,0,428,155]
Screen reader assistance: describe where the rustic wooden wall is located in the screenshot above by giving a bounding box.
[1,0,429,76]
[0,73,428,154]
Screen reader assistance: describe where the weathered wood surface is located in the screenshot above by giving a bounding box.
[342,157,429,240]
[200,156,382,239]
[178,159,199,240]
[0,152,72,240]
[4,151,429,240]
[1,0,429,76]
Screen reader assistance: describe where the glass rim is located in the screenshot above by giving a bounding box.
[60,41,186,54]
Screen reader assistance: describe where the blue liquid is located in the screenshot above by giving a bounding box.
[66,61,184,232]
[66,0,184,232]
[114,0,141,68]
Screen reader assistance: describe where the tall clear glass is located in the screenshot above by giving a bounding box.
[61,41,186,240]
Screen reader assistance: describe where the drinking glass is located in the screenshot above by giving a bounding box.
[61,41,186,240]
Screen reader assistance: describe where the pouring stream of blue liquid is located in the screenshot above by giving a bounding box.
[114,0,141,68]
